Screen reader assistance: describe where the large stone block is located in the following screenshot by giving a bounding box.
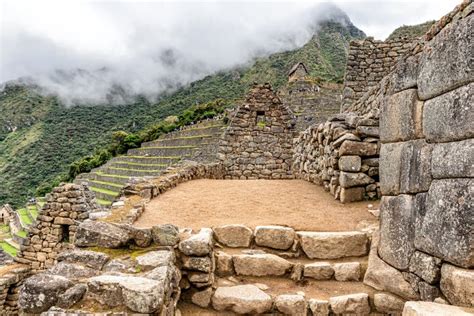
[414,179,473,268]
[409,251,441,284]
[339,140,378,157]
[304,262,334,280]
[340,187,365,203]
[329,293,370,315]
[440,263,474,307]
[431,139,474,178]
[339,172,374,188]
[75,221,130,248]
[275,294,307,316]
[380,89,423,143]
[403,301,474,316]
[254,225,295,250]
[379,142,403,195]
[297,231,368,259]
[233,253,293,276]
[338,155,361,172]
[212,285,273,314]
[374,293,405,314]
[417,15,473,100]
[379,195,415,270]
[389,54,419,94]
[213,224,253,248]
[423,83,474,142]
[399,140,432,194]
[179,228,213,257]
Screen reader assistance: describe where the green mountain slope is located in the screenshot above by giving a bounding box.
[386,20,435,41]
[0,18,364,207]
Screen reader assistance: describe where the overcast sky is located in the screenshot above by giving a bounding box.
[0,0,458,104]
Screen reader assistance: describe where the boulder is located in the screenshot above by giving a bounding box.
[275,294,307,316]
[135,250,175,270]
[374,293,405,314]
[339,140,378,157]
[297,231,368,259]
[75,220,130,248]
[233,253,293,276]
[212,285,273,314]
[329,293,370,315]
[380,89,423,143]
[308,299,329,316]
[339,172,374,188]
[213,224,253,248]
[364,232,419,300]
[254,225,295,250]
[403,301,474,316]
[126,226,153,248]
[338,156,361,172]
[19,274,73,313]
[431,139,474,179]
[417,15,473,100]
[151,224,180,246]
[409,251,441,284]
[414,179,473,268]
[304,262,334,280]
[48,261,100,279]
[333,262,360,281]
[440,263,474,307]
[179,228,213,256]
[423,83,474,142]
[379,195,415,270]
[56,284,88,309]
[57,249,110,270]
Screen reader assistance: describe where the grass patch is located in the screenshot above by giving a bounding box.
[0,241,18,257]
[137,145,197,150]
[107,167,164,173]
[89,180,124,188]
[95,172,130,179]
[90,187,120,197]
[125,155,181,160]
[15,230,27,238]
[158,134,213,140]
[0,224,10,233]
[96,199,112,206]
[17,208,33,226]
[112,162,168,167]
[87,245,157,260]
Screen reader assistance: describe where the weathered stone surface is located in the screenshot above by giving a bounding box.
[135,250,175,270]
[338,155,362,172]
[423,83,474,142]
[254,225,295,250]
[409,251,441,284]
[151,224,180,246]
[333,262,360,281]
[212,285,273,314]
[275,294,307,316]
[57,249,110,270]
[440,263,474,307]
[213,224,253,248]
[374,293,405,314]
[431,139,474,178]
[329,293,370,315]
[399,140,432,194]
[191,287,213,308]
[403,301,474,316]
[339,140,378,156]
[364,232,419,300]
[417,15,473,100]
[419,281,440,302]
[19,274,73,313]
[56,284,87,309]
[233,253,293,276]
[126,226,152,248]
[182,256,212,273]
[379,195,415,270]
[380,142,403,195]
[339,171,374,188]
[415,179,473,268]
[390,54,419,93]
[215,251,234,276]
[381,89,423,142]
[179,228,213,256]
[340,187,365,203]
[48,262,99,279]
[308,298,329,316]
[75,221,130,248]
[297,231,368,259]
[304,262,334,280]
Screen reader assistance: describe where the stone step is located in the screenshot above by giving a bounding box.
[100,166,164,177]
[87,180,123,193]
[108,161,169,171]
[114,155,182,165]
[143,134,218,147]
[159,125,225,139]
[127,146,197,157]
[89,186,120,202]
[89,172,130,185]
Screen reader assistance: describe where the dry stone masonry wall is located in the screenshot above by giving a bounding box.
[0,265,31,314]
[218,83,296,179]
[368,1,473,307]
[293,113,381,202]
[341,37,414,111]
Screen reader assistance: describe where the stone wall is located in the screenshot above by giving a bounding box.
[0,265,32,314]
[218,83,296,179]
[341,37,414,111]
[15,183,98,271]
[293,113,381,203]
[368,1,473,307]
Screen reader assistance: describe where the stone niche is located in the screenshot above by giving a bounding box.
[218,83,296,179]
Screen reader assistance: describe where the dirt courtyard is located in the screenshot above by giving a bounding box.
[134,179,378,231]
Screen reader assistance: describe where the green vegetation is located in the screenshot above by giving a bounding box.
[17,208,33,226]
[0,19,364,207]
[386,20,435,40]
[0,241,18,257]
[89,187,120,197]
[15,230,27,238]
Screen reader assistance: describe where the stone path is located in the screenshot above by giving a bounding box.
[134,179,378,231]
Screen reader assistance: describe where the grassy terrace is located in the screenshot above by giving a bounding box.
[89,180,123,188]
[97,199,113,206]
[28,205,38,219]
[112,162,168,167]
[17,208,32,226]
[108,167,164,173]
[135,145,197,150]
[125,155,181,160]
[95,171,130,179]
[158,134,213,140]
[90,187,120,197]
[15,230,27,238]
[0,241,17,257]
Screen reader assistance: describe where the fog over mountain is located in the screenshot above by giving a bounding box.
[0,0,454,105]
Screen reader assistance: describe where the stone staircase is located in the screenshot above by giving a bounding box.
[75,119,227,206]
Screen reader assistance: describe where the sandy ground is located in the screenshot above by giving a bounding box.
[134,179,378,231]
